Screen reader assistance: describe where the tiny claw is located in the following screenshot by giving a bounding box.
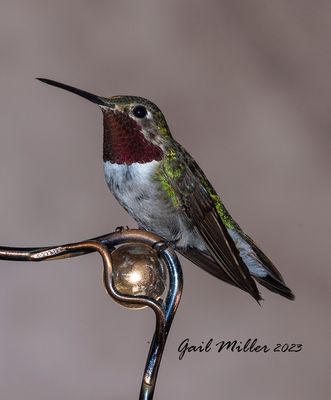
[152,240,176,253]
[115,225,131,233]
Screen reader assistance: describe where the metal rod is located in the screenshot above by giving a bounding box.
[0,229,183,400]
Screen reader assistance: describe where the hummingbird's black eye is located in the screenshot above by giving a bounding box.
[132,105,147,119]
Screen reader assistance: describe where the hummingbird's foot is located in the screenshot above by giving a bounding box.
[153,239,178,253]
[115,225,130,232]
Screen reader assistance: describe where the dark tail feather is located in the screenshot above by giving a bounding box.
[240,232,295,300]
[180,245,294,301]
[179,248,261,300]
[255,275,295,300]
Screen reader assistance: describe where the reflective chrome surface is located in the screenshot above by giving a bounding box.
[111,243,167,309]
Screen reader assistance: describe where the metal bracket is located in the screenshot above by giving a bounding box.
[0,229,183,400]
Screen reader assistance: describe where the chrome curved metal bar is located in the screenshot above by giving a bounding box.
[0,229,183,400]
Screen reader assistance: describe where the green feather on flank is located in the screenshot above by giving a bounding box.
[163,149,183,179]
[154,149,183,208]
[157,174,180,207]
[193,168,238,230]
[155,148,238,230]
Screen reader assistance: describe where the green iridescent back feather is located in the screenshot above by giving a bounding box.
[155,144,239,230]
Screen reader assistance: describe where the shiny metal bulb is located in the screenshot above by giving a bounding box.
[111,243,167,309]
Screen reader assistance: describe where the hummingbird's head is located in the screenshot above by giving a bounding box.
[37,78,172,164]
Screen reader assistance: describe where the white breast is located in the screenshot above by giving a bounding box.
[104,160,159,191]
[103,160,162,225]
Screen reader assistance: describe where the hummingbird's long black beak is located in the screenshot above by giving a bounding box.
[36,78,110,107]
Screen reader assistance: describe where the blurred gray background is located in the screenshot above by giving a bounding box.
[0,1,330,399]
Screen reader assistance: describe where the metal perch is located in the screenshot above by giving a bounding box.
[0,229,183,400]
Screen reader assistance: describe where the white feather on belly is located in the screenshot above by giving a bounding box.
[104,160,161,220]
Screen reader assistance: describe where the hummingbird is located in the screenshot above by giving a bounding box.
[37,78,294,302]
